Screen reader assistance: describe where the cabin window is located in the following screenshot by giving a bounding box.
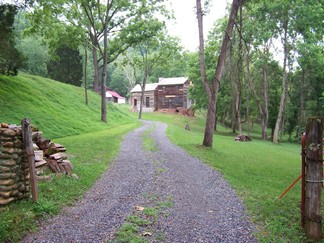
[163,86,166,93]
[134,99,137,106]
[176,85,179,91]
[146,97,150,107]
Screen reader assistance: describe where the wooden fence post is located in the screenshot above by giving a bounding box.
[21,118,38,202]
[305,117,323,240]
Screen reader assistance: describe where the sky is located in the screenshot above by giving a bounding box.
[166,0,229,52]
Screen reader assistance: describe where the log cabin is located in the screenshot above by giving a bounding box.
[130,77,192,112]
[157,77,191,110]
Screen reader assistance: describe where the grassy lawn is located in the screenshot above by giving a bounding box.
[141,111,315,242]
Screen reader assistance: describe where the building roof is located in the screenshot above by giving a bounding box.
[106,90,125,99]
[130,83,158,93]
[158,77,188,85]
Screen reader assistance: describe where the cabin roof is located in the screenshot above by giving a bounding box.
[158,77,188,85]
[130,83,158,92]
[106,90,125,99]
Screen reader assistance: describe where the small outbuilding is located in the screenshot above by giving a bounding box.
[130,83,158,111]
[106,88,126,104]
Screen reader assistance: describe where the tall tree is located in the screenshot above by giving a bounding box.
[0,4,25,75]
[272,1,292,143]
[196,0,243,147]
[47,45,83,86]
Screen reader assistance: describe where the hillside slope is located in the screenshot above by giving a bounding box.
[0,74,135,138]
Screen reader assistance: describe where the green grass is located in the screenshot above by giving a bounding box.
[0,74,134,139]
[141,111,315,242]
[0,74,140,242]
[114,197,173,242]
[142,125,159,152]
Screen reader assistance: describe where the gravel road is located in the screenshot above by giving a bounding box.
[22,120,257,243]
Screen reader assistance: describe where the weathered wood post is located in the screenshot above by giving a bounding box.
[305,117,323,240]
[21,118,38,202]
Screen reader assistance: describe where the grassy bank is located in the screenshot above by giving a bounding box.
[142,112,312,242]
[0,74,134,139]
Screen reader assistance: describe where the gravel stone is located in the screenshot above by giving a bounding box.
[22,121,257,243]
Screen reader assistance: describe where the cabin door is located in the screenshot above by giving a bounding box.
[168,98,174,108]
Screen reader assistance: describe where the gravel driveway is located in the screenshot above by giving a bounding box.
[22,120,257,243]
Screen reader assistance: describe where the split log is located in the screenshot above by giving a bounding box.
[34,150,44,161]
[35,160,47,168]
[47,159,62,173]
[37,138,51,150]
[61,160,73,174]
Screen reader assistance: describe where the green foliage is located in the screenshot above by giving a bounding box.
[187,52,208,109]
[148,44,189,82]
[0,4,25,76]
[14,12,50,77]
[47,45,83,86]
[109,64,129,97]
[17,36,50,77]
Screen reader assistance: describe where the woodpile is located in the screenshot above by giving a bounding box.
[177,107,195,117]
[235,134,252,142]
[0,123,30,205]
[32,130,74,178]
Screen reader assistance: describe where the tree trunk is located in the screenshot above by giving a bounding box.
[230,45,237,134]
[246,90,252,135]
[299,69,306,126]
[262,60,269,140]
[92,42,100,93]
[246,45,268,140]
[196,0,243,147]
[138,47,149,120]
[237,6,243,136]
[84,43,88,105]
[138,78,147,120]
[214,104,218,131]
[273,19,288,143]
[203,93,216,146]
[100,2,110,123]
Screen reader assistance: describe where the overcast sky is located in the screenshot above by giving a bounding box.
[167,0,229,52]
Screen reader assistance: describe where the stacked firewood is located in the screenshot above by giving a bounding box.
[32,131,74,178]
